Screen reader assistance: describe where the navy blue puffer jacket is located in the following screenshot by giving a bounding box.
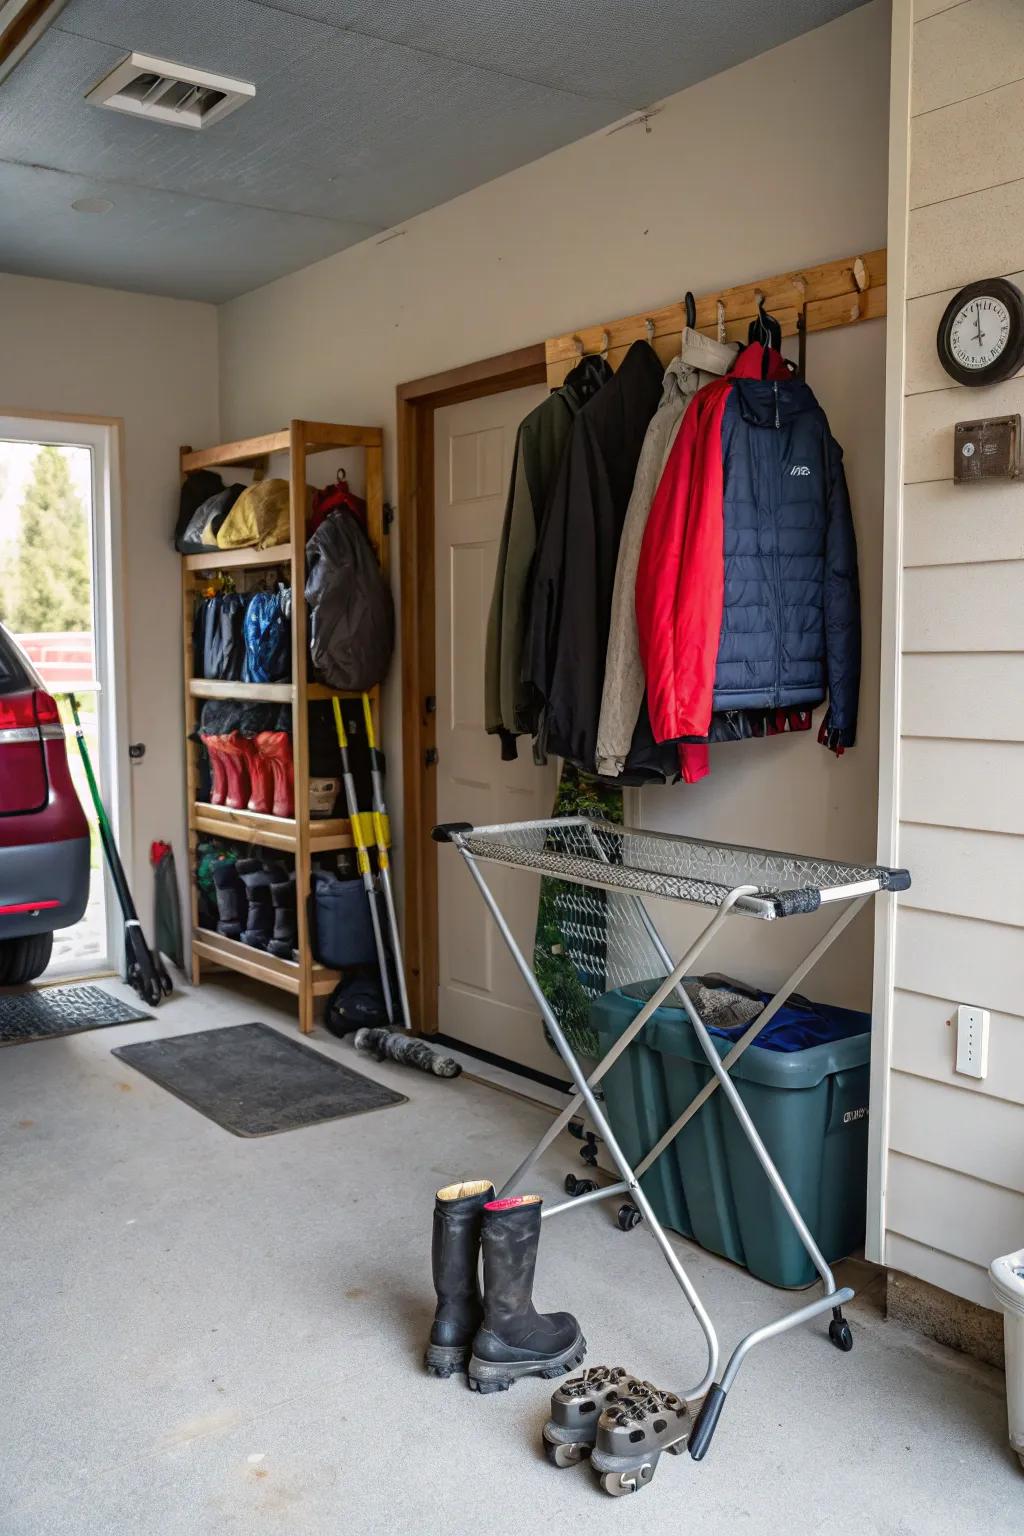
[715,375,860,746]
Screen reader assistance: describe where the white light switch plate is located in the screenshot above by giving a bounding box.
[955,1005,989,1079]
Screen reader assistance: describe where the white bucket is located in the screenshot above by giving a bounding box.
[989,1247,1024,1471]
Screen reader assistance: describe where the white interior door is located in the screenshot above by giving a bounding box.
[434,386,559,1076]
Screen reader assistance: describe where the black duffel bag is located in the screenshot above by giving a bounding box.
[311,871,377,969]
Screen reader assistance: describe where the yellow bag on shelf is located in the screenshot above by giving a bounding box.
[216,478,310,549]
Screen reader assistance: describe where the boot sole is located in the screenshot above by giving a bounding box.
[424,1342,470,1379]
[467,1333,587,1394]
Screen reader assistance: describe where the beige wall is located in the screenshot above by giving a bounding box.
[0,274,220,917]
[879,0,1024,1308]
[220,0,892,1006]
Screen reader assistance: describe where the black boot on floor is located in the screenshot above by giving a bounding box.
[424,1180,495,1379]
[468,1194,586,1393]
[212,859,245,941]
[266,876,297,959]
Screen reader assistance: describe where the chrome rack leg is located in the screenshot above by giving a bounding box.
[499,886,754,1197]
[456,843,733,1400]
[634,896,870,1180]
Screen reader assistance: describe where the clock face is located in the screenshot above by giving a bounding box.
[949,296,1011,370]
[937,278,1024,386]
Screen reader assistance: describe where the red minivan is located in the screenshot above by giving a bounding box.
[0,624,90,983]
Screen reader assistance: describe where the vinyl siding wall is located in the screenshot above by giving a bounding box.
[882,0,1024,1309]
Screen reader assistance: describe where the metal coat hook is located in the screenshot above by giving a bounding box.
[600,330,610,360]
[573,335,584,359]
[684,291,696,330]
[645,318,655,344]
[716,300,727,344]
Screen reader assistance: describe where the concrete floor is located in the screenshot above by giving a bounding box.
[0,977,1017,1534]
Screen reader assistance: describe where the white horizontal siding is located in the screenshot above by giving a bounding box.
[894,908,1024,1017]
[886,1232,994,1311]
[898,824,1024,927]
[902,560,1024,652]
[887,1152,1024,1269]
[912,0,1024,117]
[890,1070,1024,1190]
[892,989,1024,1107]
[900,739,1024,833]
[903,479,1024,566]
[911,78,1024,209]
[905,270,1024,395]
[900,653,1024,740]
[903,375,1024,480]
[908,176,1024,298]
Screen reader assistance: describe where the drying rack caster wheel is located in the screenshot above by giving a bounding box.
[616,1202,642,1232]
[564,1173,597,1198]
[567,1118,585,1142]
[829,1313,854,1352]
[579,1135,599,1168]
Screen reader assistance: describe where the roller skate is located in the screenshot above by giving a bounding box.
[590,1381,690,1496]
[542,1366,642,1467]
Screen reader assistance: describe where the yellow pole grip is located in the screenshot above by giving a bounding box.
[331,695,349,751]
[361,691,377,752]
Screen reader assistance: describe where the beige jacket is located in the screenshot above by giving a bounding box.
[594,330,738,778]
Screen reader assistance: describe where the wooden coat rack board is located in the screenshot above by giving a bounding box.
[544,248,886,388]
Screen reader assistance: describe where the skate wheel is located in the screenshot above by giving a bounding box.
[544,1439,587,1468]
[565,1174,596,1197]
[599,1465,652,1497]
[616,1203,642,1232]
[567,1119,585,1141]
[829,1318,854,1352]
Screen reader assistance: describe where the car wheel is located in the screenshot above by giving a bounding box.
[0,931,54,986]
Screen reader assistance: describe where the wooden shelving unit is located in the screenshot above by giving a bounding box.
[180,419,386,1033]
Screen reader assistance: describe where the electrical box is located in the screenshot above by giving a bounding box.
[953,414,1021,483]
[955,1004,990,1079]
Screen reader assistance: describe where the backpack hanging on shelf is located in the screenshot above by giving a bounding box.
[305,509,394,691]
[243,586,291,682]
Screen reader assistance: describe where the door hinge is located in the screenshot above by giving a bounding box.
[383,502,395,532]
[425,695,437,715]
[424,746,439,767]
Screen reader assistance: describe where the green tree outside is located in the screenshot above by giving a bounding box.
[11,445,91,632]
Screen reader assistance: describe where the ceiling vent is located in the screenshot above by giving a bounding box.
[85,51,254,130]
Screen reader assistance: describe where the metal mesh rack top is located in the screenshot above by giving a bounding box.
[456,817,910,919]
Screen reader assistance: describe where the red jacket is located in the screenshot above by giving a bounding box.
[636,344,791,746]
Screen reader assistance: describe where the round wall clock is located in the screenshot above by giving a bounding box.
[936,277,1024,386]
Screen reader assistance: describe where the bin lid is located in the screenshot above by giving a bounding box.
[618,980,870,1088]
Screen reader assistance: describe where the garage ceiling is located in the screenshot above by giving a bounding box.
[0,0,864,303]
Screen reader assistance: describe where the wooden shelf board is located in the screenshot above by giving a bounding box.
[192,801,353,851]
[190,678,295,703]
[192,928,301,993]
[182,432,290,472]
[303,422,383,453]
[306,682,370,702]
[183,542,292,572]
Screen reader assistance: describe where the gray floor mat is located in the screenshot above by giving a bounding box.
[112,1021,407,1136]
[0,984,151,1044]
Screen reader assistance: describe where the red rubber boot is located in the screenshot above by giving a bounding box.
[218,731,252,811]
[255,731,294,818]
[200,733,228,806]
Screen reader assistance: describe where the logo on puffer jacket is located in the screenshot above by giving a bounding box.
[789,464,811,476]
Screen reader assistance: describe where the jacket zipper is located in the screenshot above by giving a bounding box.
[771,385,783,707]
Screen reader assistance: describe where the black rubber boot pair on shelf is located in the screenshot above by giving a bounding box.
[212,857,297,958]
[424,1181,586,1393]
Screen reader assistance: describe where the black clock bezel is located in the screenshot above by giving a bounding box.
[936,277,1024,387]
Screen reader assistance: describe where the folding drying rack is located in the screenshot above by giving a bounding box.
[433,815,910,1460]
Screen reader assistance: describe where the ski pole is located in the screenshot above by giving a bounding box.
[331,696,394,1024]
[361,692,412,1031]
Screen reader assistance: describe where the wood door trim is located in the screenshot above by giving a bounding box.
[398,342,546,1035]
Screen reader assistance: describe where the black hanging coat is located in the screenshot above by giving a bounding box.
[522,340,665,773]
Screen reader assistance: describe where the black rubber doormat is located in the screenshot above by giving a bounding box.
[112,1022,407,1137]
[0,984,152,1045]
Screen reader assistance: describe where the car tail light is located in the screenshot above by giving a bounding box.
[0,689,63,743]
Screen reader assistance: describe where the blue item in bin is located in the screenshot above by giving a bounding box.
[704,987,871,1053]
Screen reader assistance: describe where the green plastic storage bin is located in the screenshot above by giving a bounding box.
[590,982,871,1289]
